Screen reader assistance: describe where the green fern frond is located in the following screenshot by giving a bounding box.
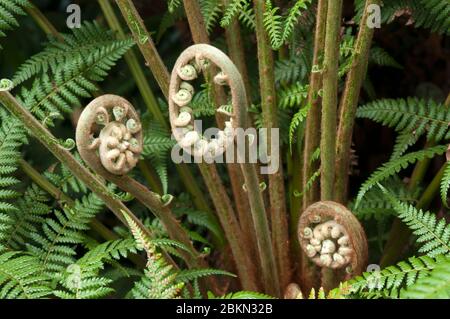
[13,22,126,85]
[176,268,235,283]
[168,0,182,13]
[199,0,222,34]
[356,98,449,152]
[350,177,418,221]
[348,255,444,297]
[122,212,183,299]
[355,145,447,206]
[181,209,224,245]
[294,169,320,199]
[27,191,107,276]
[288,102,310,151]
[54,239,136,299]
[0,0,30,50]
[275,56,309,85]
[440,162,450,206]
[369,47,403,69]
[354,0,450,35]
[263,0,311,50]
[190,83,216,117]
[383,190,450,258]
[0,251,51,299]
[278,83,309,109]
[14,24,134,124]
[401,256,450,298]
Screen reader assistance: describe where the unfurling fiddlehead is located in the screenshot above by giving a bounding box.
[76,94,205,270]
[169,44,245,159]
[169,44,279,295]
[298,201,368,287]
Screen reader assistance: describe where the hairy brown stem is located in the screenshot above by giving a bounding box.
[254,0,291,294]
[335,0,380,203]
[320,0,343,201]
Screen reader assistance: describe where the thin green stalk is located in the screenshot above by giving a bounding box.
[334,0,380,203]
[25,4,63,41]
[107,0,213,216]
[302,0,327,212]
[297,3,328,294]
[320,0,343,201]
[253,0,291,294]
[114,0,170,99]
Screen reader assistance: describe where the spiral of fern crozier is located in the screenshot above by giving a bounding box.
[0,79,13,91]
[76,94,143,175]
[298,201,368,278]
[169,44,247,160]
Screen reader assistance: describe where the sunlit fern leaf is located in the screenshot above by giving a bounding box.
[355,145,447,206]
[348,255,444,298]
[401,256,450,298]
[15,34,134,125]
[13,21,126,85]
[27,190,108,277]
[293,169,320,199]
[382,189,450,258]
[0,0,30,50]
[369,47,403,69]
[168,0,182,13]
[0,251,51,299]
[199,0,222,35]
[440,162,450,207]
[349,176,418,221]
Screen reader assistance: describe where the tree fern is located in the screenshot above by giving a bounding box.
[401,256,450,298]
[0,251,51,299]
[355,145,447,206]
[0,0,30,50]
[369,47,403,69]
